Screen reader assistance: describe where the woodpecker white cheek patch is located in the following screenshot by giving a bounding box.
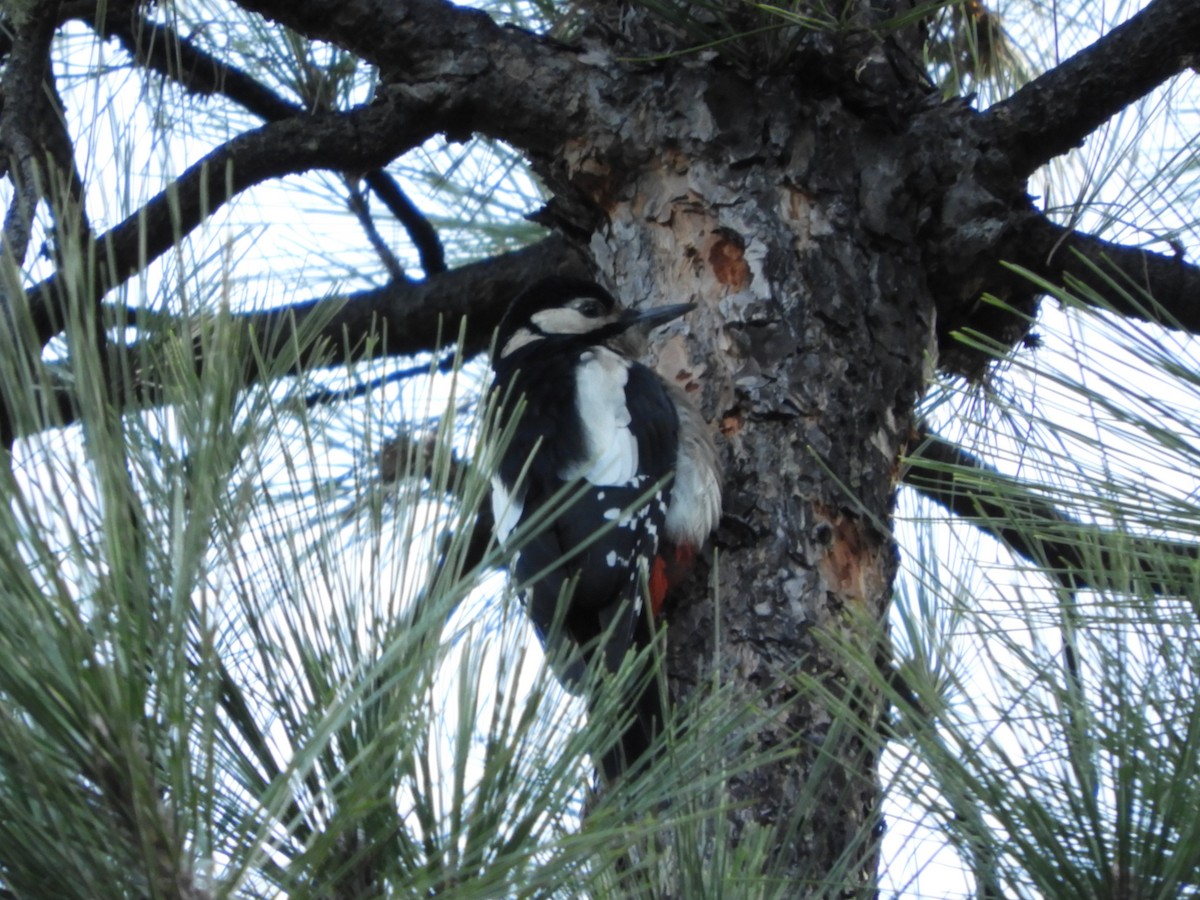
[529,307,594,336]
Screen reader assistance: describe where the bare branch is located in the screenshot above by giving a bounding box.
[982,0,1200,176]
[9,235,586,443]
[39,72,94,248]
[238,233,587,365]
[303,355,455,408]
[88,8,300,121]
[26,89,453,345]
[88,9,447,277]
[345,177,408,281]
[363,170,446,275]
[230,0,584,155]
[904,426,1199,597]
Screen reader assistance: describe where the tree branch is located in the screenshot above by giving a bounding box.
[87,8,300,121]
[1005,217,1200,332]
[39,68,94,250]
[237,233,587,366]
[363,169,445,275]
[11,235,586,443]
[0,1,61,269]
[230,0,585,155]
[345,177,408,281]
[904,426,1199,597]
[26,89,451,345]
[982,0,1200,176]
[87,8,448,277]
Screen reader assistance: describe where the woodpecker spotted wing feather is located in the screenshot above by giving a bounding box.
[489,277,721,782]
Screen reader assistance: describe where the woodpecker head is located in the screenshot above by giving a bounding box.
[496,277,695,360]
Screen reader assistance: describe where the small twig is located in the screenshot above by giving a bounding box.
[344,176,408,281]
[363,170,446,276]
[303,353,459,408]
[92,8,300,121]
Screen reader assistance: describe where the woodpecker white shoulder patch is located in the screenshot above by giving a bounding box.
[561,347,640,486]
[490,476,524,545]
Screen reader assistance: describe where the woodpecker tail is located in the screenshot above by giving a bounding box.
[595,676,664,785]
[592,600,665,785]
[596,543,703,783]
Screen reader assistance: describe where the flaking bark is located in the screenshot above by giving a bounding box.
[575,57,932,885]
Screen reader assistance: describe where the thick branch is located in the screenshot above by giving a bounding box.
[89,9,447,276]
[1006,218,1200,332]
[12,236,586,443]
[230,0,585,155]
[982,0,1200,176]
[26,90,449,344]
[904,427,1199,597]
[239,234,586,365]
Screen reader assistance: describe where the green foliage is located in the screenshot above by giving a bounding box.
[0,246,870,895]
[6,2,1199,897]
[924,0,1030,99]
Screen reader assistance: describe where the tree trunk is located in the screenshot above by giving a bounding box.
[528,30,937,886]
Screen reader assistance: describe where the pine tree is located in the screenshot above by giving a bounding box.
[0,1,1196,895]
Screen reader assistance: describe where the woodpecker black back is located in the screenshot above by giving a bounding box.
[489,276,703,783]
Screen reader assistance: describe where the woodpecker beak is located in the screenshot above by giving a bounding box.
[621,302,696,331]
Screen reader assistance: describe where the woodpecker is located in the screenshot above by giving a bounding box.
[489,276,722,783]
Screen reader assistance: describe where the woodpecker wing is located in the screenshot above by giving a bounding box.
[493,345,679,684]
[578,361,678,667]
[489,281,699,780]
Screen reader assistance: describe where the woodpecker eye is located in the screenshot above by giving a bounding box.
[575,299,604,318]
